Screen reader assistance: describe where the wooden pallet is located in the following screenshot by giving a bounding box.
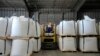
[81,51,100,53]
[7,36,29,40]
[0,36,6,40]
[33,51,39,53]
[60,50,77,52]
[79,35,99,37]
[58,35,77,37]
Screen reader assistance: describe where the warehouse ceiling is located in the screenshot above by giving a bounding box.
[25,0,86,12]
[0,0,100,12]
[0,0,86,12]
[26,0,78,9]
[79,0,100,11]
[0,0,26,8]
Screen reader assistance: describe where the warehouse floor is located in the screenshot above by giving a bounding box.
[33,50,100,56]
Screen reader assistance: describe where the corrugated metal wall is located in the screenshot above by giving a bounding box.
[0,7,29,17]
[38,12,77,24]
[39,13,62,24]
[64,12,77,20]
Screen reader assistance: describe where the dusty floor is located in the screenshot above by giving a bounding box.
[33,50,100,56]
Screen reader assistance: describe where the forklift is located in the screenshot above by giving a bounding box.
[41,22,57,50]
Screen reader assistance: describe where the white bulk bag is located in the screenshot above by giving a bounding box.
[58,37,63,50]
[0,17,7,38]
[33,38,41,52]
[83,20,97,35]
[33,21,41,37]
[19,16,29,22]
[6,17,13,37]
[79,38,84,51]
[78,20,84,35]
[11,16,28,38]
[0,40,5,56]
[78,16,97,35]
[28,19,41,37]
[5,40,12,56]
[99,22,100,35]
[11,39,28,56]
[96,23,99,35]
[75,22,78,35]
[59,20,76,35]
[78,20,97,35]
[58,37,76,51]
[28,19,35,37]
[77,20,80,35]
[79,37,98,52]
[56,25,59,35]
[84,15,94,21]
[0,40,12,56]
[27,38,34,56]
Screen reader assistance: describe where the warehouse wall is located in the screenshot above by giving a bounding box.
[78,9,100,22]
[36,12,77,25]
[0,7,29,17]
[39,13,62,24]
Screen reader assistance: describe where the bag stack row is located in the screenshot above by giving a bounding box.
[56,15,99,52]
[57,20,77,51]
[0,17,12,56]
[78,16,98,52]
[0,16,41,56]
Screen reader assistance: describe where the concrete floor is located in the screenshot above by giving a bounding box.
[33,50,100,56]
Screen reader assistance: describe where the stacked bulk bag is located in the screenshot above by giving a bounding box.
[80,37,98,51]
[11,16,29,39]
[0,40,5,56]
[99,22,100,35]
[6,17,14,38]
[28,19,41,52]
[0,17,12,56]
[5,40,12,56]
[32,21,41,37]
[58,36,76,51]
[27,38,34,56]
[58,37,76,51]
[78,19,97,35]
[11,39,28,56]
[75,22,78,35]
[28,19,34,37]
[58,20,76,35]
[32,38,41,52]
[56,25,59,35]
[10,16,31,56]
[0,40,12,56]
[28,18,41,37]
[0,17,7,39]
[98,22,100,51]
[79,15,98,52]
[58,20,76,51]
